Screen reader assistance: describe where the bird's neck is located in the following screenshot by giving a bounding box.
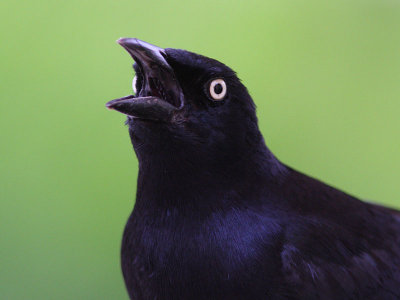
[133,136,287,211]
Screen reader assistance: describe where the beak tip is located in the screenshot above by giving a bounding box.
[116,37,127,45]
[105,102,115,110]
[116,37,140,46]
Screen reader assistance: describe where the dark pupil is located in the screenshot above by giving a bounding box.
[214,83,223,94]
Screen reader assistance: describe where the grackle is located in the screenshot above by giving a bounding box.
[106,38,400,300]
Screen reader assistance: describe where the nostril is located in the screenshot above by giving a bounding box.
[160,51,168,61]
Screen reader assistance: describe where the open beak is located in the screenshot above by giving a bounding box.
[106,38,183,122]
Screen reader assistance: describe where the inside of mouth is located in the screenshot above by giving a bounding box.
[133,63,144,96]
[132,62,181,108]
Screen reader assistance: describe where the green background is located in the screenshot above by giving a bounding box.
[1,0,400,299]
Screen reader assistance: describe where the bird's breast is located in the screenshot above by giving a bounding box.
[121,207,284,299]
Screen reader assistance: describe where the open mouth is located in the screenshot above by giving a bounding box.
[106,38,184,121]
[133,61,181,108]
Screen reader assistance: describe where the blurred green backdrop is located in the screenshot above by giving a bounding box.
[1,0,400,299]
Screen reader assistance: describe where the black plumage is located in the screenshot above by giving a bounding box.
[106,38,400,300]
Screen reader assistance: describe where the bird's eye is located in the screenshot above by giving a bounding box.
[209,79,227,100]
[132,76,137,95]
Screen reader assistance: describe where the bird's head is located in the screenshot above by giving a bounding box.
[107,39,264,165]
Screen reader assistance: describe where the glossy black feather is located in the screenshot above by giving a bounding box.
[117,46,400,300]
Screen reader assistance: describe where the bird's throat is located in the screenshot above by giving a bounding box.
[132,138,286,211]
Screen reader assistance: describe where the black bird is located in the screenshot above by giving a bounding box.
[106,38,400,300]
